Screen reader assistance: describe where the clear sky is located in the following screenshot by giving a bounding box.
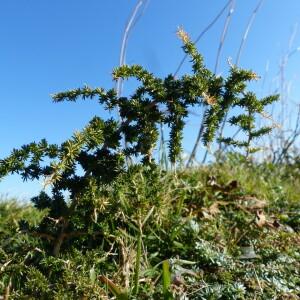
[1,0,300,200]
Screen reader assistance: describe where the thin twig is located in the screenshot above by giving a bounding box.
[119,0,151,98]
[235,0,265,66]
[215,0,236,74]
[185,1,232,166]
[116,1,143,114]
[127,0,151,41]
[20,230,57,241]
[174,0,231,76]
[200,0,236,165]
[266,24,300,163]
[114,1,151,167]
[186,121,206,166]
[218,0,265,157]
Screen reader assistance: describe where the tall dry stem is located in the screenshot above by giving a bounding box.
[216,0,265,160]
[188,0,236,165]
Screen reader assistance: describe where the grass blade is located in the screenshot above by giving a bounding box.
[99,276,129,300]
[162,260,171,297]
[133,230,142,294]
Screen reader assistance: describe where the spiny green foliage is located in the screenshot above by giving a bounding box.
[0,28,285,298]
[0,29,279,183]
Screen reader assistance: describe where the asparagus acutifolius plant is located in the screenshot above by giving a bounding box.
[0,27,279,257]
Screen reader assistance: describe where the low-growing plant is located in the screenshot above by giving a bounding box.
[0,28,289,299]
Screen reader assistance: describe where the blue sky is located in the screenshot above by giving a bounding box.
[1,0,300,199]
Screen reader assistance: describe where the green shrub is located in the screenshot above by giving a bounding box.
[1,29,297,299]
